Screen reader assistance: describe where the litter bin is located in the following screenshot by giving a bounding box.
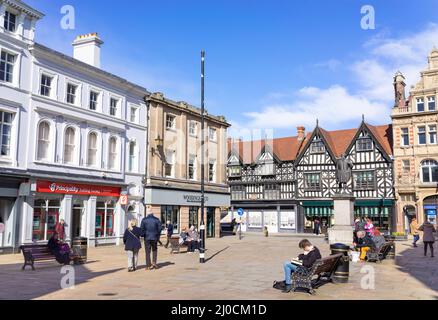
[384,235,396,260]
[72,237,88,264]
[330,243,350,283]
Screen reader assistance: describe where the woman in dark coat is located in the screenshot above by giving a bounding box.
[123,219,142,272]
[48,232,71,265]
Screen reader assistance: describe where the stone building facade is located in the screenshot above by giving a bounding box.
[144,93,230,238]
[392,49,438,232]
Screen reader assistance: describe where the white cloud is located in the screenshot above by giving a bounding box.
[230,23,438,137]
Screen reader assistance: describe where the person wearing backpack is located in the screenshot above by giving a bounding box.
[123,219,142,272]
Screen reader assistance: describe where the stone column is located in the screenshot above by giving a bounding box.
[215,207,221,238]
[21,196,34,244]
[0,3,6,33]
[62,195,73,242]
[86,196,97,247]
[328,194,355,245]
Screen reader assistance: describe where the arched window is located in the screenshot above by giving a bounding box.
[37,121,50,160]
[87,132,98,166]
[108,137,117,170]
[128,141,136,172]
[63,127,76,164]
[421,160,438,183]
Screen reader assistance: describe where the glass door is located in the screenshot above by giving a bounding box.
[263,210,278,233]
[72,204,83,239]
[207,208,215,238]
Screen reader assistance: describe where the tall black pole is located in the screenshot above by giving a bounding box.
[199,50,206,263]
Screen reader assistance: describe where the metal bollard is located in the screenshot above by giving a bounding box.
[330,243,350,283]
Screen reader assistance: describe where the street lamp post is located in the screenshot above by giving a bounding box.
[199,50,206,264]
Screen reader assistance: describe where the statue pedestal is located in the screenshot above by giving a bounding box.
[328,193,355,246]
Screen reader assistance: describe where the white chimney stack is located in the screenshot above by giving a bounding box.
[72,33,103,68]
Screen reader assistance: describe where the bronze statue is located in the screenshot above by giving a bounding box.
[336,153,353,192]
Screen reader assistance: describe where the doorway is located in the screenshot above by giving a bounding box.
[263,210,278,233]
[207,208,215,238]
[72,204,83,239]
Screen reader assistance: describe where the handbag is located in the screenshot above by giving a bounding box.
[128,229,141,246]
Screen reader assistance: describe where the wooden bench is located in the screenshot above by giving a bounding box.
[366,242,393,262]
[169,236,188,254]
[20,244,59,270]
[291,253,343,295]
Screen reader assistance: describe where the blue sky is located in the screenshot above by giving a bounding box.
[27,0,438,138]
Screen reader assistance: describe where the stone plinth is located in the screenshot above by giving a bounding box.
[328,193,355,245]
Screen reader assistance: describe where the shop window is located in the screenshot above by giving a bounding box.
[248,211,262,228]
[32,199,60,241]
[95,201,115,238]
[161,205,179,234]
[189,206,199,229]
[280,211,295,229]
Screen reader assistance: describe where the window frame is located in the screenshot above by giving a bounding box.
[63,126,77,165]
[353,170,376,191]
[208,159,216,183]
[86,131,99,167]
[0,110,14,158]
[189,120,197,137]
[36,121,51,161]
[428,96,436,111]
[108,136,119,171]
[4,11,16,33]
[418,126,426,145]
[89,90,99,111]
[40,74,53,98]
[166,114,176,130]
[356,137,373,152]
[164,149,175,177]
[128,140,137,172]
[400,127,410,147]
[310,140,325,154]
[188,154,196,180]
[0,50,16,84]
[429,125,437,145]
[209,127,217,142]
[417,97,425,112]
[129,105,139,123]
[303,172,321,191]
[109,97,119,117]
[421,160,438,184]
[66,82,78,105]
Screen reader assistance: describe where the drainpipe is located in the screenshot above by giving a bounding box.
[143,94,151,216]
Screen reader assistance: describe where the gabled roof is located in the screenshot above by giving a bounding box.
[227,122,393,165]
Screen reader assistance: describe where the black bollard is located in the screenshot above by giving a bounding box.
[330,243,350,283]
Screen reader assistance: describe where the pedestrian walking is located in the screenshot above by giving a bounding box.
[123,219,142,272]
[140,211,162,270]
[419,220,436,257]
[313,219,321,235]
[55,219,66,241]
[410,217,420,248]
[364,217,375,236]
[164,220,174,249]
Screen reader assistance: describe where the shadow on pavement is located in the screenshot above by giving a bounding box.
[396,242,438,292]
[0,262,123,300]
[205,246,230,263]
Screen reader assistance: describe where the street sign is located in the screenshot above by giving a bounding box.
[120,194,128,205]
[237,208,244,216]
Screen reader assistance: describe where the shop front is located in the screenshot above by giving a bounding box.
[227,204,298,234]
[302,201,334,234]
[145,188,230,238]
[24,180,124,247]
[354,199,394,233]
[0,175,28,254]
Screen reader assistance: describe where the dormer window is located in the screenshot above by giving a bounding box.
[228,165,242,177]
[310,140,325,154]
[356,137,373,151]
[4,11,16,32]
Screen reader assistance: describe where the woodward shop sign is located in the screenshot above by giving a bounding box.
[37,181,121,197]
[183,194,209,203]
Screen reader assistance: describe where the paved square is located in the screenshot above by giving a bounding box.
[0,234,437,300]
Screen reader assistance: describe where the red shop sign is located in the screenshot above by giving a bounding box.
[37,180,121,197]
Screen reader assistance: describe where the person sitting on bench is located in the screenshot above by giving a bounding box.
[282,239,322,293]
[187,225,200,253]
[48,232,71,265]
[354,230,375,261]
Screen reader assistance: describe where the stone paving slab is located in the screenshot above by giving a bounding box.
[0,235,437,300]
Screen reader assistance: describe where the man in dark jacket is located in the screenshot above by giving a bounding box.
[282,239,322,293]
[140,212,162,270]
[164,220,174,249]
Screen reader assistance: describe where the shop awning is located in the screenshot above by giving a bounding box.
[355,199,395,207]
[354,206,390,218]
[302,200,334,207]
[304,206,333,217]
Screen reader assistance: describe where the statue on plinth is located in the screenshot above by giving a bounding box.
[336,153,353,193]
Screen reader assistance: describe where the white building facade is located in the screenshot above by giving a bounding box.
[0,0,147,252]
